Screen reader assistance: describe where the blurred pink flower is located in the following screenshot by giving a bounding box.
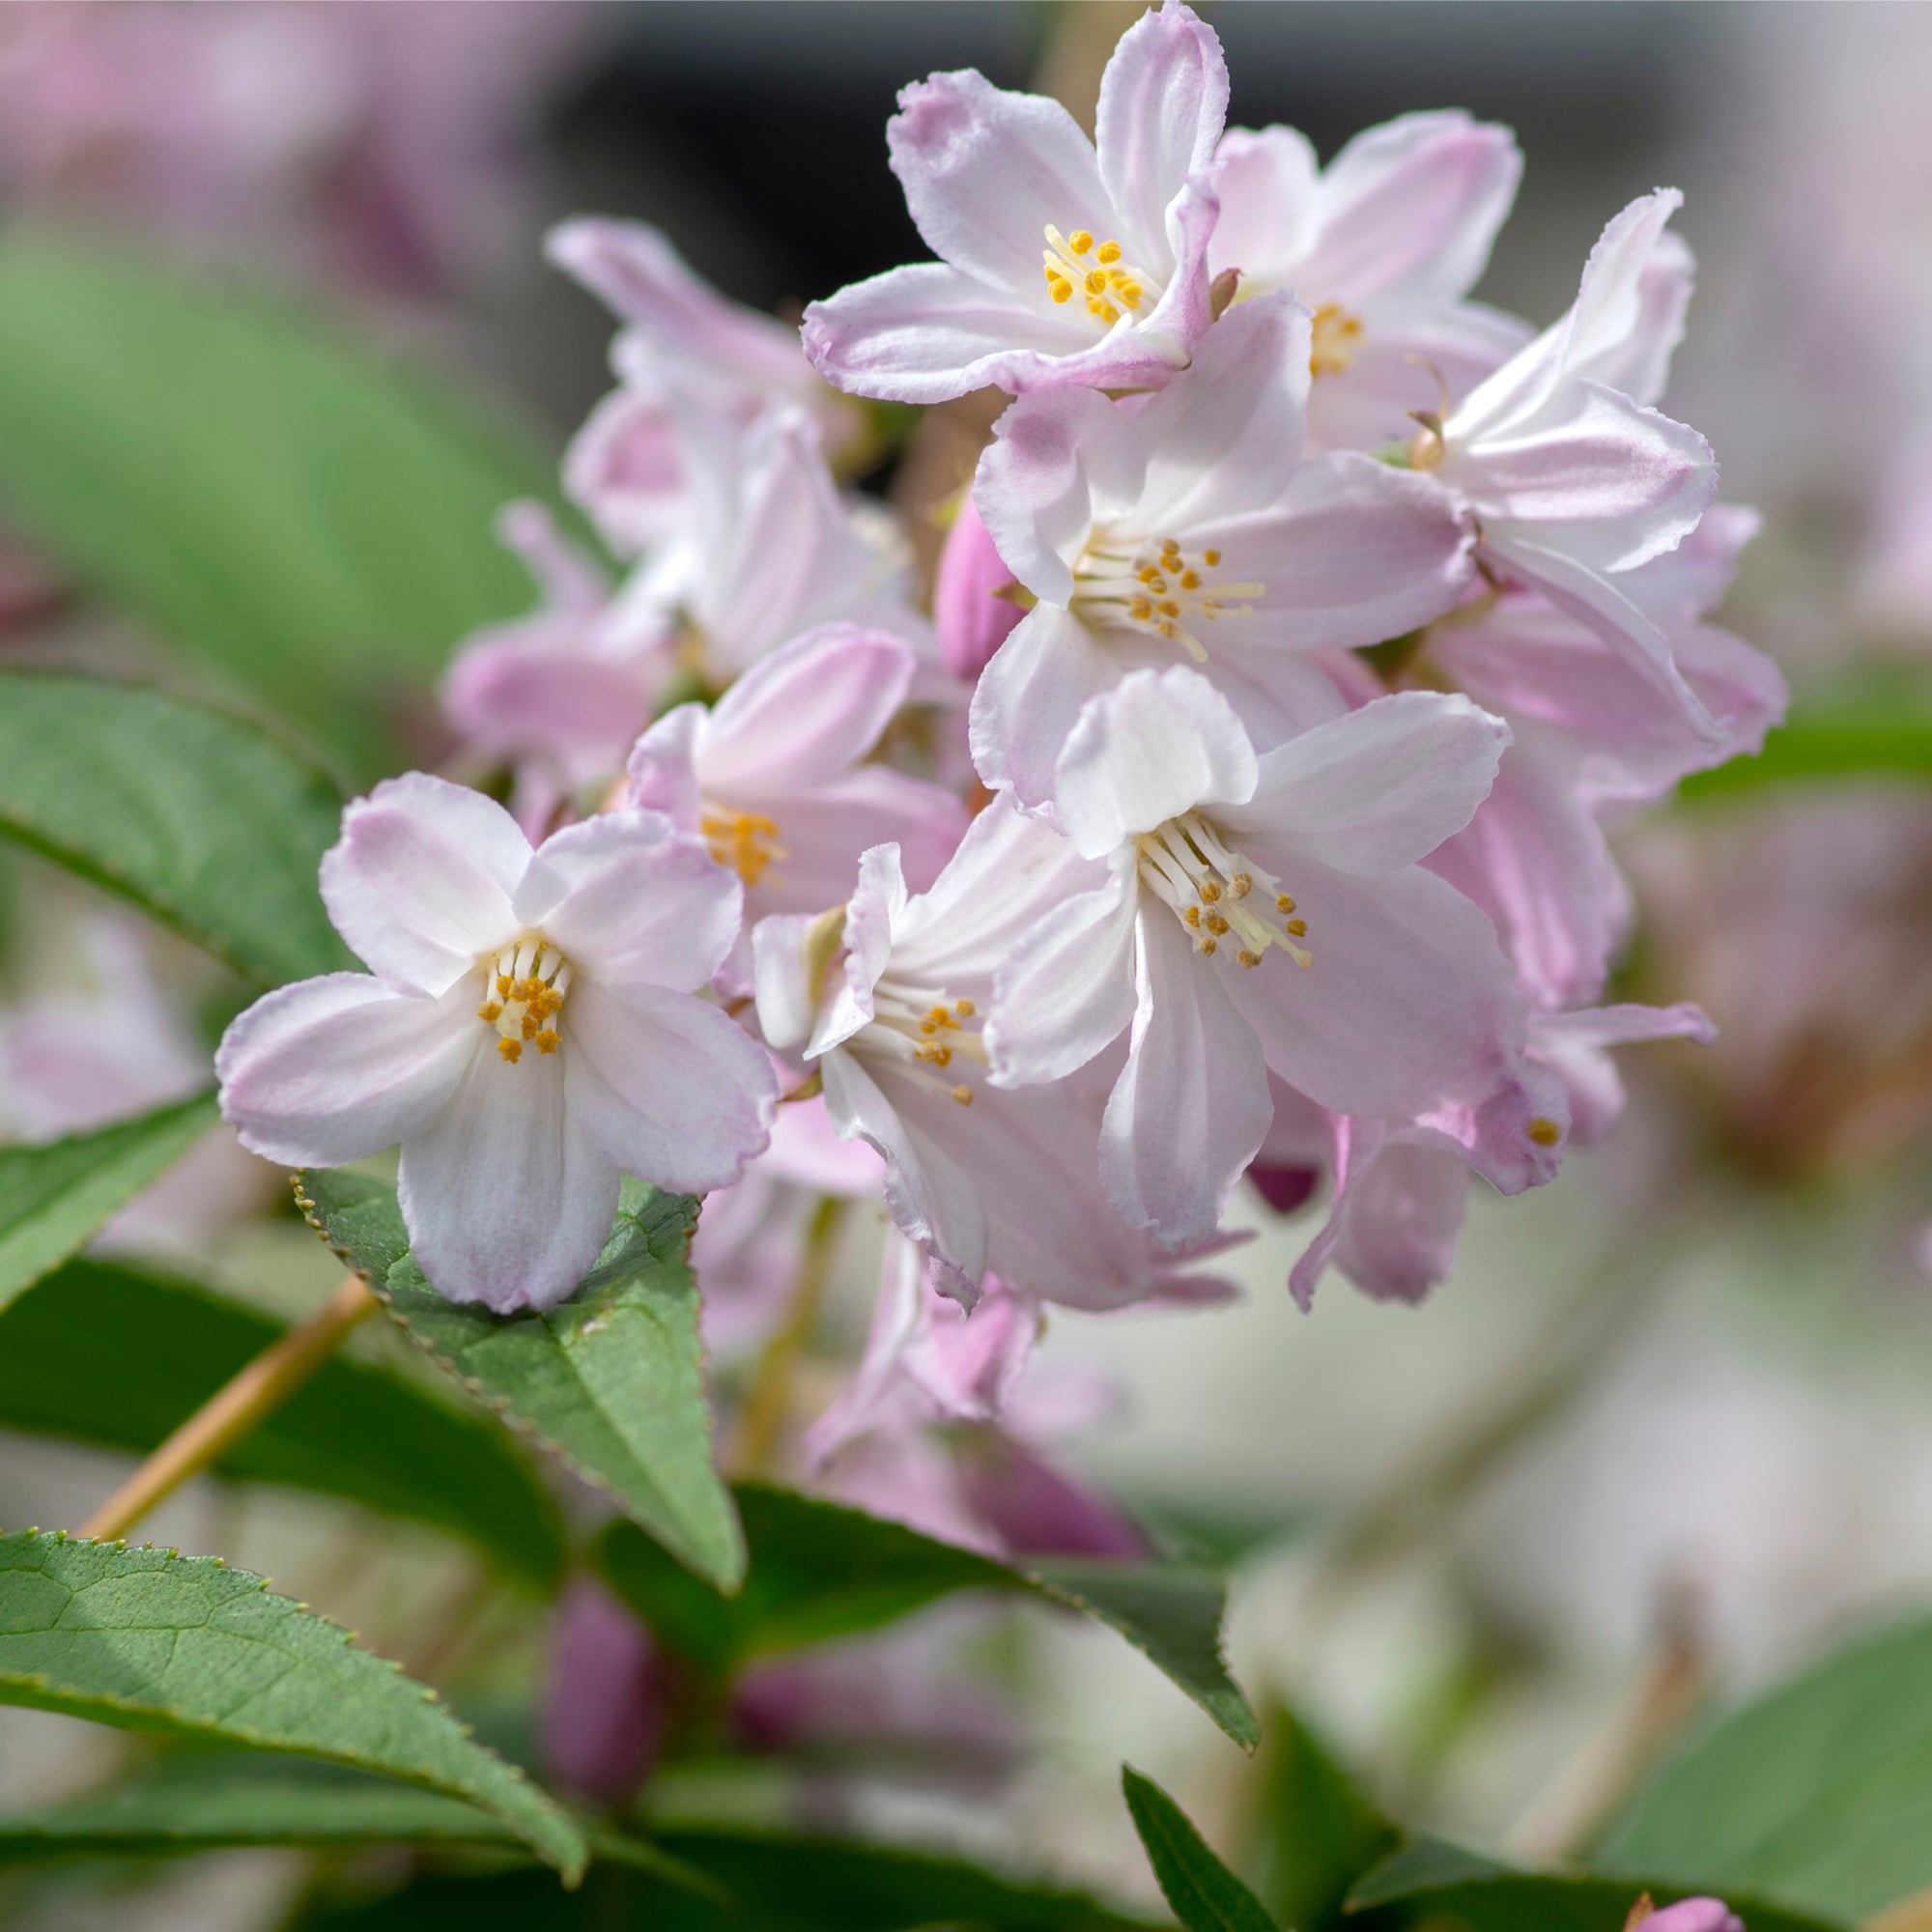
[933,494,1023,685]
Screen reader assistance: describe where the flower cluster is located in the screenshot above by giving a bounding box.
[217,0,1781,1398]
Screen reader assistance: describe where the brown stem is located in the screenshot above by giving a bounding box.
[79,1275,378,1544]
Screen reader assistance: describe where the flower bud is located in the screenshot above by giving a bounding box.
[540,1579,670,1805]
[934,494,1023,683]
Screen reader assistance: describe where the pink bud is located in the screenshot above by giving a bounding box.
[1247,1162,1321,1214]
[934,494,1023,684]
[956,1436,1151,1560]
[1634,1900,1745,1932]
[540,1579,669,1805]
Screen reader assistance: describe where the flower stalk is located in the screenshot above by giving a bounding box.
[78,1274,379,1544]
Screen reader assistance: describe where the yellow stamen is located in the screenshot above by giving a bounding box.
[497,1037,522,1064]
[1526,1118,1563,1147]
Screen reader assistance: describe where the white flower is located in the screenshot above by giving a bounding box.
[217,775,777,1312]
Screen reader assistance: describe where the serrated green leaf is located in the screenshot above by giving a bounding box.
[292,1825,1164,1931]
[1254,1702,1399,1931]
[0,1754,723,1894]
[0,240,566,781]
[1122,1765,1279,1932]
[597,1484,1258,1749]
[1342,1838,1841,1932]
[1593,1612,1932,1919]
[0,674,352,986]
[298,1168,744,1594]
[0,1531,586,1882]
[0,1092,218,1310]
[0,1259,563,1587]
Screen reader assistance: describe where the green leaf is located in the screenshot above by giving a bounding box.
[0,1092,218,1310]
[0,1531,587,1883]
[1342,1838,1842,1932]
[0,1754,722,1894]
[1122,1764,1280,1932]
[293,1826,1164,1931]
[1594,1612,1932,1919]
[1254,1703,1399,1931]
[0,239,566,780]
[0,1258,564,1587]
[298,1168,744,1594]
[0,674,352,985]
[597,1484,1259,1749]
[1677,699,1932,803]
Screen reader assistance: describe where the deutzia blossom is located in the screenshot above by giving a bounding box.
[1422,189,1720,728]
[548,216,864,556]
[986,668,1527,1248]
[1282,1003,1714,1306]
[600,399,926,696]
[970,294,1472,806]
[753,799,1235,1308]
[1208,111,1530,451]
[626,622,968,976]
[440,501,647,837]
[216,775,777,1313]
[801,0,1228,403]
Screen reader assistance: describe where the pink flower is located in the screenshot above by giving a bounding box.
[1286,1002,1713,1307]
[1208,111,1530,451]
[970,293,1473,806]
[439,502,649,838]
[986,667,1526,1248]
[802,0,1228,402]
[601,401,927,693]
[1631,1902,1744,1932]
[626,622,968,982]
[934,494,1025,683]
[1428,191,1720,732]
[753,800,1236,1308]
[216,775,777,1312]
[548,216,863,557]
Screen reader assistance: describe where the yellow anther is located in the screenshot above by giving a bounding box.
[1049,280,1072,302]
[1158,601,1179,617]
[927,1006,956,1029]
[496,975,514,997]
[1120,283,1143,307]
[952,1084,975,1106]
[1526,1118,1563,1147]
[1229,873,1252,899]
[522,1014,539,1040]
[497,1037,523,1064]
[1199,936,1218,955]
[1276,894,1295,914]
[1286,919,1307,937]
[1179,570,1201,589]
[954,998,976,1017]
[1237,950,1262,968]
[919,1019,937,1036]
[1130,599,1152,621]
[1204,549,1222,566]
[1084,269,1109,296]
[535,1029,560,1055]
[1199,880,1221,902]
[1183,905,1201,928]
[477,1002,502,1023]
[1205,913,1231,936]
[1096,240,1121,264]
[1069,230,1094,254]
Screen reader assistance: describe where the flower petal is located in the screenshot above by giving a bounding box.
[751,768,969,911]
[1331,1140,1471,1304]
[986,858,1137,1085]
[400,1043,620,1314]
[975,385,1148,606]
[1225,857,1523,1120]
[1305,111,1521,312]
[968,601,1125,810]
[622,702,706,831]
[320,775,528,996]
[1094,0,1229,262]
[802,262,1083,407]
[698,624,915,795]
[1192,453,1473,654]
[565,980,778,1195]
[1053,666,1258,857]
[1098,908,1272,1247]
[1208,125,1320,288]
[888,68,1109,295]
[1236,691,1508,875]
[217,973,477,1168]
[515,810,742,995]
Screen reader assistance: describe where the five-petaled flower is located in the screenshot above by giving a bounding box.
[216,775,778,1313]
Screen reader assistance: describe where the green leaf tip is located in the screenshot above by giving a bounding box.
[1122,1765,1280,1932]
